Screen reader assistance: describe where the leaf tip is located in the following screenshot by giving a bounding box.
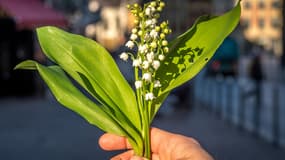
[14,60,38,70]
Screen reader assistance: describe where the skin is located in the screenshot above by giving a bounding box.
[99,128,214,160]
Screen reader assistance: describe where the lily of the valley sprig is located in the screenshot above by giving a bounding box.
[15,0,241,159]
[121,1,171,120]
[122,0,170,97]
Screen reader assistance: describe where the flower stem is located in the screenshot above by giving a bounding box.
[143,109,151,159]
[134,67,151,159]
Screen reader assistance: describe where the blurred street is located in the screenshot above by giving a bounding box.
[1,0,285,160]
[0,97,284,160]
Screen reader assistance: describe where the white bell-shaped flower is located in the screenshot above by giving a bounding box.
[138,44,148,53]
[126,41,135,49]
[152,60,160,70]
[133,59,141,67]
[142,61,150,69]
[154,80,162,88]
[119,52,129,61]
[146,52,155,62]
[150,29,158,38]
[130,34,138,41]
[146,20,153,27]
[145,7,152,16]
[135,80,143,89]
[145,92,155,101]
[142,72,152,82]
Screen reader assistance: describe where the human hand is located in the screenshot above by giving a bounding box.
[99,127,214,160]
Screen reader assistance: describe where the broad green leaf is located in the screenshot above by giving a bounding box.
[152,2,241,119]
[15,60,126,135]
[15,60,143,154]
[36,27,142,131]
[157,2,240,93]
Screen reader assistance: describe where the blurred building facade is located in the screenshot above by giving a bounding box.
[82,0,135,52]
[43,0,241,50]
[240,0,283,56]
[45,0,137,52]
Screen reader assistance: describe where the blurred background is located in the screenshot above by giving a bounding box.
[1,0,285,159]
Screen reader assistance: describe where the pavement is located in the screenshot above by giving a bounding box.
[0,97,284,160]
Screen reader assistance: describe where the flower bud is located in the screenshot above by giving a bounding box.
[163,47,169,53]
[160,2,165,8]
[155,26,160,32]
[138,30,143,36]
[150,42,157,48]
[163,28,169,34]
[162,40,168,46]
[160,22,167,28]
[157,7,162,12]
[131,9,138,14]
[158,54,165,61]
[160,33,166,39]
[150,2,157,7]
[134,19,139,25]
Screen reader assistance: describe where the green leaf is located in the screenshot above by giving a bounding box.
[36,27,142,131]
[152,2,241,118]
[16,60,144,154]
[16,60,126,135]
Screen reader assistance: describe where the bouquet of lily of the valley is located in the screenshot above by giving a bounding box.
[15,0,240,159]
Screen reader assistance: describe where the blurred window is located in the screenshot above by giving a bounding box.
[258,18,265,29]
[271,18,281,28]
[258,1,265,9]
[272,0,281,8]
[244,1,251,9]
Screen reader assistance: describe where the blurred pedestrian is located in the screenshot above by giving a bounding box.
[248,45,264,135]
[249,50,263,84]
[172,82,192,110]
